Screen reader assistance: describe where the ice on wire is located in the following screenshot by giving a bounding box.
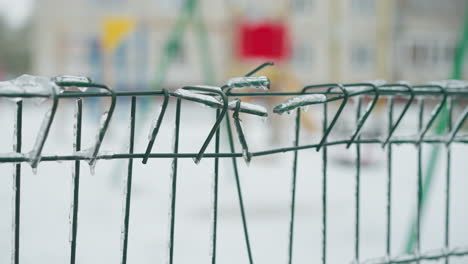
[51,75,92,84]
[226,76,270,90]
[351,79,387,92]
[228,100,268,117]
[273,94,327,114]
[0,74,59,102]
[173,88,223,108]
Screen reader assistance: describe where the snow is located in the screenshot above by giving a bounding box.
[189,85,222,92]
[274,94,327,114]
[226,76,270,90]
[0,98,467,264]
[0,75,59,103]
[51,75,92,84]
[228,100,268,116]
[364,79,387,87]
[172,88,222,107]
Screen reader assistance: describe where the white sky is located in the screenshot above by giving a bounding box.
[0,0,33,28]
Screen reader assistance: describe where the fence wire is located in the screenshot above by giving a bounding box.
[1,66,468,264]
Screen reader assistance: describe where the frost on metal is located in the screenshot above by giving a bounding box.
[430,80,468,89]
[226,76,270,90]
[51,75,92,84]
[0,74,59,101]
[148,104,163,141]
[273,94,327,114]
[72,111,110,175]
[26,109,52,163]
[397,80,411,86]
[173,88,222,107]
[365,79,386,87]
[52,75,92,92]
[228,100,268,117]
[188,85,222,92]
[351,79,387,92]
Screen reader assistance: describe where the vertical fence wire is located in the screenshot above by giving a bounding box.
[444,97,453,264]
[386,97,394,260]
[168,98,182,264]
[322,103,328,264]
[355,98,363,263]
[12,101,22,264]
[288,108,301,264]
[3,82,468,264]
[416,98,425,258]
[210,109,221,264]
[121,96,136,264]
[69,99,82,264]
[224,115,254,263]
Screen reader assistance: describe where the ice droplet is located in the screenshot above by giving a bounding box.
[89,163,96,176]
[242,149,251,165]
[192,157,201,164]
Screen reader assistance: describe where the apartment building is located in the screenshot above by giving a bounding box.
[31,0,464,90]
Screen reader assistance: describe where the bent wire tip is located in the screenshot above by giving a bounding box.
[142,89,170,164]
[244,62,274,77]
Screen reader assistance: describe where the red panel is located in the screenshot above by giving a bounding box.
[236,21,290,61]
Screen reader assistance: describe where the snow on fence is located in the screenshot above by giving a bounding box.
[1,63,468,264]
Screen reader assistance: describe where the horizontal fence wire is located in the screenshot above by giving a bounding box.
[1,76,468,264]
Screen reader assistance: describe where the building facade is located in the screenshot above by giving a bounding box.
[31,0,465,90]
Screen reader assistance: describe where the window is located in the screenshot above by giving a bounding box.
[351,44,373,69]
[411,44,428,66]
[292,0,314,14]
[351,0,375,16]
[407,40,456,68]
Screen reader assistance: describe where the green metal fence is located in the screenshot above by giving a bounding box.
[1,64,468,264]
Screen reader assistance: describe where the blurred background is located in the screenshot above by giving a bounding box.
[1,0,468,264]
[0,0,467,87]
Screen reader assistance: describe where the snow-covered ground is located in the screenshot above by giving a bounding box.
[0,97,467,263]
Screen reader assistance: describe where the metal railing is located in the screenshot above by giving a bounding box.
[1,64,468,264]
